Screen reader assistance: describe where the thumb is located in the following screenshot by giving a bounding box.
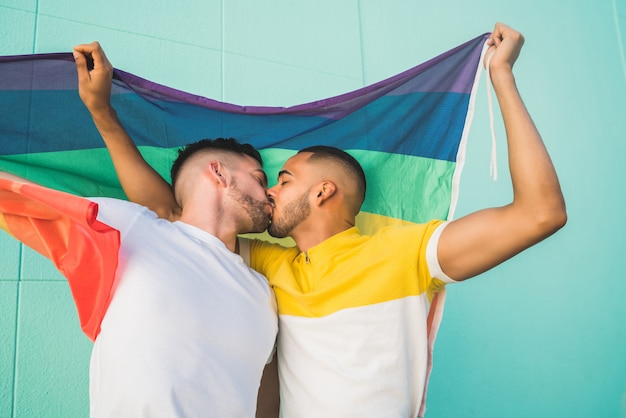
[73,49,90,85]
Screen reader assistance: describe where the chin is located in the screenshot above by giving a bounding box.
[267,226,287,239]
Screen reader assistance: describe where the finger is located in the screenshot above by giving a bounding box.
[487,33,498,48]
[490,22,506,46]
[74,42,100,72]
[73,42,97,56]
[73,48,90,85]
[88,42,113,72]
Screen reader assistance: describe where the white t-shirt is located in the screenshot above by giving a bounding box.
[89,198,277,418]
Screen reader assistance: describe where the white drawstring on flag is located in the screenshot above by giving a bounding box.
[485,49,498,181]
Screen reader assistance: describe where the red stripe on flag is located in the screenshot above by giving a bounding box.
[0,179,120,340]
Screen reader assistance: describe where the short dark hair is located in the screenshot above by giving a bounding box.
[170,138,263,186]
[298,145,366,204]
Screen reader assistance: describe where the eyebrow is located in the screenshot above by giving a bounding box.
[277,169,293,179]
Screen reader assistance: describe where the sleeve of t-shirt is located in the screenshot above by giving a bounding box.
[89,197,152,234]
[425,222,457,284]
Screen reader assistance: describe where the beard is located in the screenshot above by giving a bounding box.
[268,189,311,238]
[228,181,271,233]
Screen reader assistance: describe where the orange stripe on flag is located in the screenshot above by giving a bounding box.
[0,178,120,341]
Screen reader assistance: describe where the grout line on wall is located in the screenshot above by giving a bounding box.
[221,0,225,102]
[34,12,222,54]
[32,9,360,85]
[31,0,40,54]
[223,50,363,83]
[0,4,33,13]
[613,0,626,89]
[356,0,366,87]
[10,244,24,418]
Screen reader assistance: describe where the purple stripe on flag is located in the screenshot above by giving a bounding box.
[0,34,487,122]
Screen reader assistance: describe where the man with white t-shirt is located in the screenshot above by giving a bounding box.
[0,137,278,417]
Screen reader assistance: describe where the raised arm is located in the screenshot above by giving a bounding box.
[437,23,567,281]
[73,42,181,221]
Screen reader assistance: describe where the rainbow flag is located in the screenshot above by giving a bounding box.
[0,33,489,340]
[0,33,488,227]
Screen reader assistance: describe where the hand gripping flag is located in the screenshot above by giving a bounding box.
[0,34,489,354]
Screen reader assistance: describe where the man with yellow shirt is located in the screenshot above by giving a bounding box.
[246,146,449,416]
[74,22,566,417]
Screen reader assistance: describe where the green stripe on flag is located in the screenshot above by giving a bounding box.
[352,150,455,223]
[0,146,179,198]
[259,148,455,224]
[1,146,455,225]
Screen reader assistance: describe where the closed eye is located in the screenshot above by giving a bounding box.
[276,169,293,186]
[254,170,268,188]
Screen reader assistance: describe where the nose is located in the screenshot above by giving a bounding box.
[265,187,275,204]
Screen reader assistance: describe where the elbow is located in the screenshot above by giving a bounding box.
[555,206,568,231]
[547,209,567,235]
[535,201,567,238]
[546,183,568,232]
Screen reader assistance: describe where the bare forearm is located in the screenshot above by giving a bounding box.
[491,67,566,225]
[90,106,144,168]
[89,106,181,220]
[74,42,181,220]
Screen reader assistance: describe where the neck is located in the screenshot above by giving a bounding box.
[292,218,354,252]
[179,200,239,253]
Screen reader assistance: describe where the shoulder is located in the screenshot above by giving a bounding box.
[89,198,157,231]
[375,220,454,286]
[247,237,295,274]
[250,238,293,257]
[370,219,445,243]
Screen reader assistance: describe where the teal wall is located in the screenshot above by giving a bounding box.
[1,1,625,417]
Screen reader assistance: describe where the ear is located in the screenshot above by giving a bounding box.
[314,181,337,206]
[206,161,228,187]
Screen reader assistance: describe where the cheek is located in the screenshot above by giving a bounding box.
[249,182,267,198]
[274,189,292,204]
[256,189,269,201]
